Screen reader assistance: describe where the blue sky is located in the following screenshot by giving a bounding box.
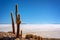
[0,0,60,24]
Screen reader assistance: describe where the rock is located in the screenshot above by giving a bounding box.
[0,32,16,39]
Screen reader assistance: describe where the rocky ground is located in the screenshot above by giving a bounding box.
[0,32,60,40]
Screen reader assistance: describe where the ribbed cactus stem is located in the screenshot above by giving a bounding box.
[16,4,18,23]
[10,12,15,34]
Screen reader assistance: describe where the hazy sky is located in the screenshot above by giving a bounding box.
[0,0,60,24]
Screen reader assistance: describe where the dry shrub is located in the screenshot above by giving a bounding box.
[37,36,43,40]
[25,34,43,40]
[33,35,37,39]
[25,34,33,39]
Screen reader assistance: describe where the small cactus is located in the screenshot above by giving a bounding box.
[21,30,22,38]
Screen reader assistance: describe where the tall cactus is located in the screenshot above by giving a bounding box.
[16,4,21,38]
[10,12,15,34]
